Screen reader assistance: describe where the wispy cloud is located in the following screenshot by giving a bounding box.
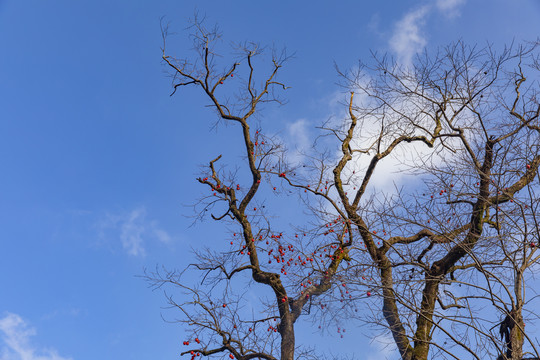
[41,308,82,322]
[0,313,72,360]
[97,206,173,257]
[389,6,429,66]
[119,207,147,256]
[436,0,466,17]
[286,119,311,165]
[389,1,466,65]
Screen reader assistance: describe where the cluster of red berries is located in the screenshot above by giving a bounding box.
[182,338,201,347]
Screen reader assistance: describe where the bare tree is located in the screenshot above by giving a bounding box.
[327,42,540,360]
[147,18,540,360]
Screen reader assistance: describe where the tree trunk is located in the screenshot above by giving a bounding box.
[280,315,295,360]
[497,309,524,360]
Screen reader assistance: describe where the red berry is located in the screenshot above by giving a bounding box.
[527,164,531,169]
[367,291,371,297]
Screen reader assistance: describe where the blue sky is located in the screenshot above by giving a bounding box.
[0,1,539,359]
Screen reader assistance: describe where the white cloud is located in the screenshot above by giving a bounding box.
[286,119,311,165]
[389,1,466,65]
[0,313,72,360]
[318,86,464,211]
[151,227,172,244]
[97,206,173,257]
[436,0,466,17]
[41,308,82,322]
[120,207,147,256]
[389,6,429,66]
